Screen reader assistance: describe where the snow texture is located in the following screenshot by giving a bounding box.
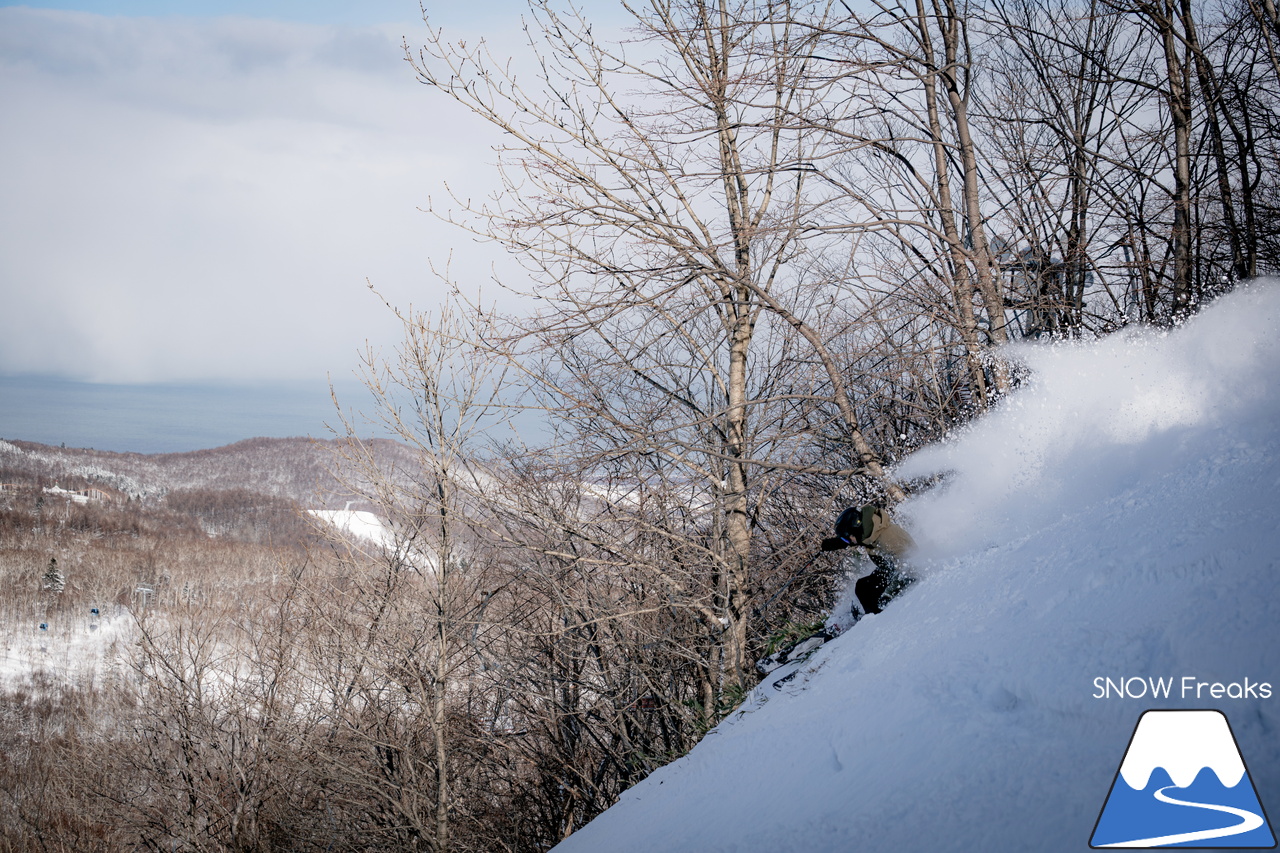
[551,280,1280,853]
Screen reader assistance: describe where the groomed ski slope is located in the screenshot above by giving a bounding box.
[552,281,1280,853]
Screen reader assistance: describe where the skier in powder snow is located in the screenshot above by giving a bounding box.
[756,504,916,678]
[821,504,916,617]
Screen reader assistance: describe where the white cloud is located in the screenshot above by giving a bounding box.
[0,7,514,383]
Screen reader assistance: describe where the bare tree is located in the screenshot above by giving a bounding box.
[404,0,907,690]
[319,297,517,852]
[980,0,1157,333]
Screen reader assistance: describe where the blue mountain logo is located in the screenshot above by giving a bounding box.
[1091,710,1276,848]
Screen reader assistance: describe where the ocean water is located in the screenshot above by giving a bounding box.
[0,375,379,454]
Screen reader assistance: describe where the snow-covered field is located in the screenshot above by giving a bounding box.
[0,606,131,692]
[552,281,1280,852]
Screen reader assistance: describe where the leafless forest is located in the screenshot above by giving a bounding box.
[4,0,1278,850]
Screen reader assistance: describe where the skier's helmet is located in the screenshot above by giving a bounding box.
[834,506,864,544]
[834,504,882,544]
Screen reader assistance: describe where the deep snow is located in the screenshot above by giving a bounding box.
[552,281,1280,853]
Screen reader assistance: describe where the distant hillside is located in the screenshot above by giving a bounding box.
[0,436,418,509]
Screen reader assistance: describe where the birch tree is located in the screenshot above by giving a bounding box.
[406,0,900,688]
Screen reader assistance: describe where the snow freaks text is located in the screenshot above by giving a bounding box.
[1092,677,1273,701]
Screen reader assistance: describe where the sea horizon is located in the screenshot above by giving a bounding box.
[0,374,378,455]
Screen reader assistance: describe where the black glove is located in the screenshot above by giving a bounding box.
[821,537,850,552]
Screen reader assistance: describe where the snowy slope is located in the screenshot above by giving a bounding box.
[307,508,395,549]
[552,281,1280,853]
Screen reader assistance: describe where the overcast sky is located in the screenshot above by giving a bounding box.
[0,0,553,386]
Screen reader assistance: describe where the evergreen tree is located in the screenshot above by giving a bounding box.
[41,557,65,595]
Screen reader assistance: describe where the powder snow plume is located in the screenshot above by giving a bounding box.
[898,278,1280,562]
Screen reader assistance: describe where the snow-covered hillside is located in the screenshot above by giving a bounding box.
[552,281,1280,853]
[0,436,419,508]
